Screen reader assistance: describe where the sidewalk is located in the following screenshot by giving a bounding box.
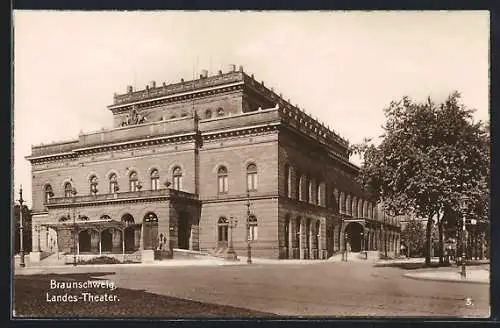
[404,268,489,284]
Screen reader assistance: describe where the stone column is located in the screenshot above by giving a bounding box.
[139,224,145,250]
[299,218,306,259]
[309,220,315,259]
[288,219,294,259]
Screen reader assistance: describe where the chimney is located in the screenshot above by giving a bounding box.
[127,85,133,93]
[181,78,184,83]
[239,65,244,72]
[149,81,156,88]
[228,64,236,72]
[201,69,208,78]
[218,70,223,76]
[162,82,166,87]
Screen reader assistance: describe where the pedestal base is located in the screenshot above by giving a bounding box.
[141,249,155,263]
[224,249,238,261]
[30,251,42,263]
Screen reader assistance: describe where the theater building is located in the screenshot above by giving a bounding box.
[26,65,401,263]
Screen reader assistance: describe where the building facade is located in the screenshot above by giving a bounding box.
[26,65,401,263]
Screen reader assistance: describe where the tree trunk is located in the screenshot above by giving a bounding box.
[425,215,433,266]
[438,216,444,265]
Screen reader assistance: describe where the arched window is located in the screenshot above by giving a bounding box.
[217,166,228,194]
[308,178,314,203]
[216,107,224,117]
[64,182,73,198]
[44,184,53,204]
[346,194,352,216]
[285,165,293,198]
[352,197,358,217]
[172,167,182,190]
[181,112,187,117]
[217,217,228,244]
[205,109,212,119]
[170,115,177,119]
[339,192,346,213]
[89,175,98,195]
[364,201,369,218]
[109,173,119,193]
[246,163,258,191]
[129,171,138,192]
[297,171,303,200]
[333,188,339,212]
[248,215,258,241]
[317,182,325,206]
[150,169,160,190]
[358,199,364,219]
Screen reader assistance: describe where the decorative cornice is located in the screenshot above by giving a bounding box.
[109,82,244,113]
[47,190,200,209]
[28,133,197,164]
[202,123,279,141]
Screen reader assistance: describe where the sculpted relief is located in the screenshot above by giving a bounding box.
[121,106,148,127]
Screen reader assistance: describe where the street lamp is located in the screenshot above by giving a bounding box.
[225,216,238,261]
[343,231,349,261]
[246,189,252,264]
[459,196,469,278]
[71,187,78,266]
[18,186,25,268]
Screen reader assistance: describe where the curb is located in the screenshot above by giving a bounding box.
[403,272,489,285]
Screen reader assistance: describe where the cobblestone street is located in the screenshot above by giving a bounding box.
[16,260,490,317]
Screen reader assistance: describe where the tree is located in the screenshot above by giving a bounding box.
[353,92,489,266]
[13,204,32,254]
[400,218,425,257]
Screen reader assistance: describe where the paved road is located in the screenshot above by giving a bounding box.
[76,261,489,317]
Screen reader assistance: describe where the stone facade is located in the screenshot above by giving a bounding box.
[27,65,401,262]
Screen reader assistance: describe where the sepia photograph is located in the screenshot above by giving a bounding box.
[12,10,490,318]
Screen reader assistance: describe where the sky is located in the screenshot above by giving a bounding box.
[13,11,490,207]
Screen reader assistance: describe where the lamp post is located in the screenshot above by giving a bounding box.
[459,196,469,278]
[227,216,238,257]
[246,189,252,264]
[343,231,349,261]
[71,187,78,266]
[18,186,25,268]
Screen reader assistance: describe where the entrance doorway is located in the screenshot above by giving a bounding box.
[345,222,364,252]
[178,212,190,250]
[78,230,91,252]
[122,213,136,252]
[101,229,113,252]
